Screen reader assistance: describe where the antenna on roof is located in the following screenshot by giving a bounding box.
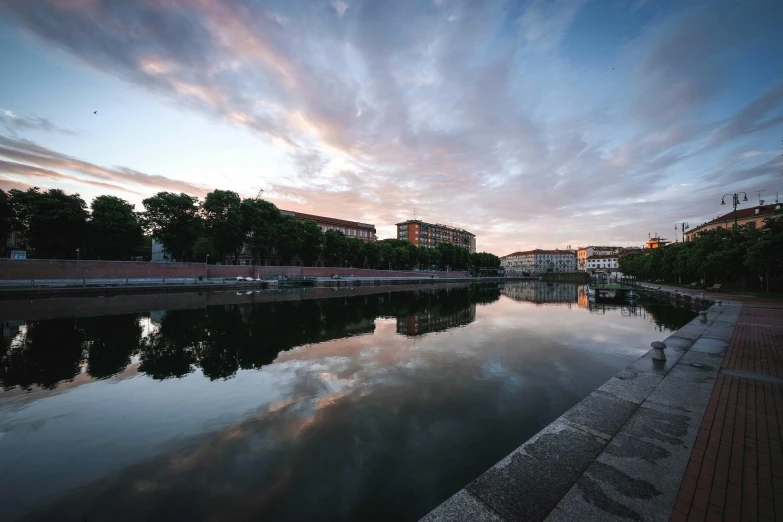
[413,206,417,221]
[756,189,766,205]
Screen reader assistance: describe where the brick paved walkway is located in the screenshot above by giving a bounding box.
[670,305,783,522]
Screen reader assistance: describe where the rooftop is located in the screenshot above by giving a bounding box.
[282,210,375,230]
[396,220,475,236]
[689,203,782,233]
[502,249,576,258]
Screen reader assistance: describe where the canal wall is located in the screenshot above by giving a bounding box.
[0,281,484,321]
[0,258,468,281]
[423,292,739,521]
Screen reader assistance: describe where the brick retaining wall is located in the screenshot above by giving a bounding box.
[0,259,466,281]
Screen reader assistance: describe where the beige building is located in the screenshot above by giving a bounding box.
[685,203,782,241]
[501,249,577,275]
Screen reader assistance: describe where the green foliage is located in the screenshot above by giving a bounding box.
[240,198,282,263]
[470,252,501,268]
[201,190,244,263]
[323,229,348,266]
[619,215,783,291]
[89,195,144,260]
[192,236,216,263]
[275,217,305,264]
[142,192,202,262]
[0,189,11,257]
[9,187,88,259]
[299,220,324,265]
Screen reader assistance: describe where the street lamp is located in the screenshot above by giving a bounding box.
[76,248,80,261]
[206,253,209,264]
[675,222,690,242]
[721,192,748,228]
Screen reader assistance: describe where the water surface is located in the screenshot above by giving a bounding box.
[0,282,696,521]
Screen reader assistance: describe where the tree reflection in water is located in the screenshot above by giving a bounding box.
[1,284,503,389]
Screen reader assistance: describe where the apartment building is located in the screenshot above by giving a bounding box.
[576,246,618,271]
[585,254,619,271]
[282,210,376,242]
[684,203,782,241]
[501,249,577,275]
[396,220,476,253]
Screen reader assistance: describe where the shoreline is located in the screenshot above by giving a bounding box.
[422,289,736,521]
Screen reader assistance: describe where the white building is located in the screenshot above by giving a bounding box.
[577,246,619,271]
[151,239,174,263]
[501,249,577,275]
[585,254,619,271]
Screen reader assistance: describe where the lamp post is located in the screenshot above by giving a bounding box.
[76,248,80,262]
[721,192,748,228]
[675,222,690,242]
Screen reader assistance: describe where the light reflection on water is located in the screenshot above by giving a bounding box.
[0,282,696,522]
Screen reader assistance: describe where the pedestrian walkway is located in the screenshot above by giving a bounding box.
[670,304,783,522]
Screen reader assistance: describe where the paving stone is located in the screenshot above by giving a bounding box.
[689,336,729,354]
[596,371,663,405]
[561,391,638,440]
[702,323,736,342]
[467,420,605,522]
[658,335,694,354]
[420,490,503,522]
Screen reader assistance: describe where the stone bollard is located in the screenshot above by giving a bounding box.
[699,311,707,323]
[651,341,667,361]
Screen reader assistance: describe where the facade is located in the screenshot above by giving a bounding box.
[151,239,173,263]
[585,254,619,271]
[501,249,577,275]
[281,210,376,242]
[685,203,782,241]
[396,220,476,253]
[577,246,618,271]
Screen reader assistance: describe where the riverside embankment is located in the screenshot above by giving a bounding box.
[423,288,753,522]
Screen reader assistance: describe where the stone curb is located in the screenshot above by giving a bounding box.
[421,297,740,522]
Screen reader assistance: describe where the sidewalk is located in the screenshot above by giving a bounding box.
[670,304,783,522]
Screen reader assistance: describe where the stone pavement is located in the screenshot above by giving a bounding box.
[422,299,742,522]
[669,304,783,522]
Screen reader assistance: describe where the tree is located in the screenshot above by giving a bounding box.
[9,188,88,259]
[202,190,244,264]
[240,198,281,264]
[142,192,202,262]
[275,217,304,264]
[299,220,324,265]
[746,213,783,291]
[89,195,143,260]
[323,229,348,266]
[0,189,12,257]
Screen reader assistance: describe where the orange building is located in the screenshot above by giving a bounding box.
[396,220,476,253]
[684,203,782,241]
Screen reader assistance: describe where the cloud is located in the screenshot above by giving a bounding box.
[0,111,80,136]
[1,0,781,251]
[0,135,208,198]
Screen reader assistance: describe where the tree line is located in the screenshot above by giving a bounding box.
[619,213,783,292]
[1,187,500,269]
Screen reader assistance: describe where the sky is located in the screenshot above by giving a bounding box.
[0,0,782,255]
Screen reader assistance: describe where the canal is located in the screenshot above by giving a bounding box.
[0,282,696,522]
